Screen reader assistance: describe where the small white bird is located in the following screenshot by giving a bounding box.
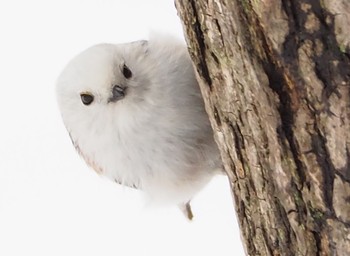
[56,35,222,219]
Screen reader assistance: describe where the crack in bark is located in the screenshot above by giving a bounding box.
[290,181,308,224]
[188,0,213,88]
[311,131,335,216]
[230,122,246,167]
[214,18,225,49]
[273,197,295,255]
[213,105,222,126]
[310,230,322,256]
[239,200,258,255]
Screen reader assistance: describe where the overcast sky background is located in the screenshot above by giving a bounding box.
[0,1,245,255]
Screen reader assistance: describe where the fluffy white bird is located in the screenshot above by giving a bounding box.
[56,35,222,219]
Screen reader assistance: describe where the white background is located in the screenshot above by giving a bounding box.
[0,1,245,255]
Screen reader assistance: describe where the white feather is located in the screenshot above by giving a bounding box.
[56,35,222,206]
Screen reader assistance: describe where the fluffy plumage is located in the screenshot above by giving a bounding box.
[56,35,222,219]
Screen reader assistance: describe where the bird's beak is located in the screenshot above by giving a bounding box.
[109,85,126,103]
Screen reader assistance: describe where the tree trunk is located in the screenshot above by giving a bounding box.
[175,0,350,255]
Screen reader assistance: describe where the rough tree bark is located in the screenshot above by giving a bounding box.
[175,0,350,255]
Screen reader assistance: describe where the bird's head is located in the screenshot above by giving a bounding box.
[56,40,155,137]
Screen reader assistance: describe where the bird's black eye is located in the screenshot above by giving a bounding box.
[122,64,132,79]
[80,93,94,105]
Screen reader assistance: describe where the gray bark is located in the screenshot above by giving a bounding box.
[175,0,350,255]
